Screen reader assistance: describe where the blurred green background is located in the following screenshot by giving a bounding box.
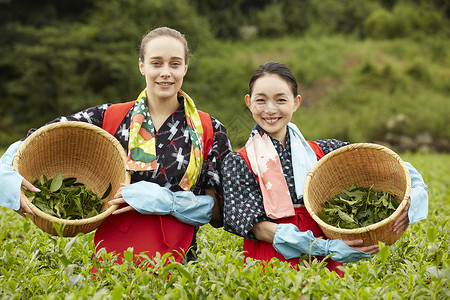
[0,0,449,151]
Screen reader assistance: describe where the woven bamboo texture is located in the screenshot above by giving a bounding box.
[12,121,130,237]
[303,143,411,246]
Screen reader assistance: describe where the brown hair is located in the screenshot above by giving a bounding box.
[248,61,298,97]
[139,27,191,63]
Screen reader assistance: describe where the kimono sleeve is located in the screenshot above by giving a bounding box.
[193,116,232,228]
[221,151,272,240]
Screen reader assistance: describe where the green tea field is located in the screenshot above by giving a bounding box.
[0,153,448,299]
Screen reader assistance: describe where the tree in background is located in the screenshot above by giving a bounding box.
[0,0,212,143]
[190,0,449,39]
[364,1,449,39]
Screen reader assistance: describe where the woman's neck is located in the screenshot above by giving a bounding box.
[272,135,287,148]
[268,129,288,148]
[147,94,180,132]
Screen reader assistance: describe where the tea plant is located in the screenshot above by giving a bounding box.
[0,153,448,299]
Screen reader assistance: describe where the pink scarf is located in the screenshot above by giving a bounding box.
[245,123,318,219]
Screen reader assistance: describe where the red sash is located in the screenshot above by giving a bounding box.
[237,141,344,277]
[94,101,214,266]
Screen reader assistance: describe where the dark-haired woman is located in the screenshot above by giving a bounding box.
[221,61,428,276]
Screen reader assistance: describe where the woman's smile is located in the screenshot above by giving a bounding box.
[263,117,282,125]
[156,81,174,87]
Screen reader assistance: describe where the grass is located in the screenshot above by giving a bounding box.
[0,151,448,299]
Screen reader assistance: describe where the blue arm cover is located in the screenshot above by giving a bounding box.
[272,223,371,263]
[405,162,428,223]
[121,181,214,226]
[0,141,23,210]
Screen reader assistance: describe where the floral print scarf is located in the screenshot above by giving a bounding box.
[127,89,205,190]
[245,123,318,219]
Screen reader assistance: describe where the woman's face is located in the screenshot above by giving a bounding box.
[139,36,188,103]
[245,74,301,144]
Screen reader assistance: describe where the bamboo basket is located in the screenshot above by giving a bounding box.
[303,143,411,246]
[12,121,130,237]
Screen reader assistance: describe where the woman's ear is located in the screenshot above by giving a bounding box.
[139,58,145,75]
[183,62,189,76]
[245,94,251,109]
[293,95,302,112]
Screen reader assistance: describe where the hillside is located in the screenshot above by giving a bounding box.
[187,36,450,151]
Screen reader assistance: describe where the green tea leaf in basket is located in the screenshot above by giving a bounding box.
[23,172,104,220]
[63,177,77,186]
[50,171,63,192]
[337,210,357,225]
[39,174,46,186]
[101,183,112,199]
[318,185,401,229]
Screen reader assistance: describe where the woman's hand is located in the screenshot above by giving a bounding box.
[109,183,134,215]
[16,179,37,217]
[343,239,379,255]
[17,179,37,217]
[393,197,411,234]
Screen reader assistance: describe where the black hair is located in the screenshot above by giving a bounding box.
[248,61,298,97]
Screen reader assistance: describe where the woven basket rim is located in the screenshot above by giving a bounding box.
[13,121,127,225]
[303,143,411,234]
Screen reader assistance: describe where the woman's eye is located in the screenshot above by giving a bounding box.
[277,98,287,103]
[255,99,265,103]
[151,61,161,66]
[171,62,181,67]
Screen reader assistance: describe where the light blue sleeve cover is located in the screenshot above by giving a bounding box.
[121,181,214,226]
[0,141,23,210]
[122,181,174,215]
[272,223,371,263]
[171,191,214,227]
[405,162,428,223]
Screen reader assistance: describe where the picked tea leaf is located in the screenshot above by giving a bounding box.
[318,185,402,229]
[50,171,63,192]
[22,171,109,220]
[101,183,112,200]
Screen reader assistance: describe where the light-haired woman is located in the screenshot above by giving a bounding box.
[0,27,231,265]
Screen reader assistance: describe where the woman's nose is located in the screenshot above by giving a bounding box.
[264,101,277,113]
[160,64,171,77]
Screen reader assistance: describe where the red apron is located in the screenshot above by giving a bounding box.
[243,206,344,277]
[94,210,194,265]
